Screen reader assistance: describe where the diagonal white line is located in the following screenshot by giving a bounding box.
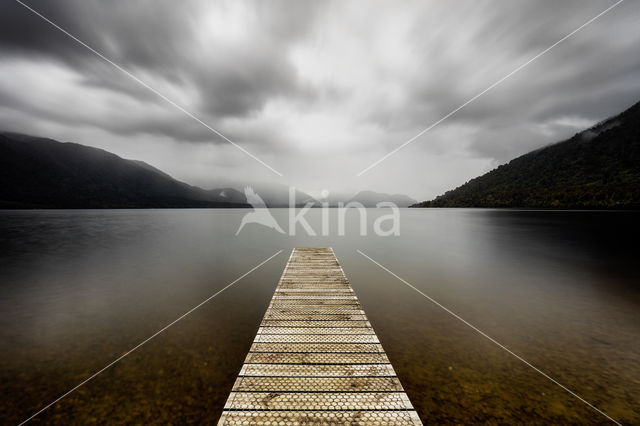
[14,0,283,177]
[357,0,625,176]
[19,249,284,425]
[357,249,621,425]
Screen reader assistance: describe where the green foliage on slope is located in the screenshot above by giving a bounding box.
[413,101,640,209]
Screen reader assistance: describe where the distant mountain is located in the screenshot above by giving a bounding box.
[234,182,318,208]
[0,132,249,208]
[207,187,247,205]
[313,191,353,207]
[347,190,417,207]
[412,100,640,209]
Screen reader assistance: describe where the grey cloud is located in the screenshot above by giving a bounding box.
[368,0,640,163]
[0,0,321,140]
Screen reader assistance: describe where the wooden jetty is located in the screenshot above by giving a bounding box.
[219,247,422,425]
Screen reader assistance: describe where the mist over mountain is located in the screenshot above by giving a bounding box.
[234,183,317,208]
[206,187,247,205]
[412,100,640,209]
[346,191,417,207]
[0,132,248,208]
[0,132,416,209]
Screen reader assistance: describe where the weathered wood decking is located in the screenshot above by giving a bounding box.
[219,247,422,425]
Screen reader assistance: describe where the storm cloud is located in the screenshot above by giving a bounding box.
[1,0,639,199]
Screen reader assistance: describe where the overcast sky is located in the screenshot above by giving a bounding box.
[1,0,639,200]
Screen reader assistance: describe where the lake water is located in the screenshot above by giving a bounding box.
[0,209,638,424]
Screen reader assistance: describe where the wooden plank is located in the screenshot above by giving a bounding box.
[238,364,397,377]
[243,352,391,365]
[219,248,422,425]
[256,327,376,335]
[224,392,415,410]
[249,343,385,353]
[260,320,373,328]
[219,411,422,424]
[253,334,380,343]
[231,376,405,392]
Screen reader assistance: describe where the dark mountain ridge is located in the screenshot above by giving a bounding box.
[412,100,640,209]
[0,132,249,208]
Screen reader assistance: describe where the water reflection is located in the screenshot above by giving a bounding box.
[0,209,638,423]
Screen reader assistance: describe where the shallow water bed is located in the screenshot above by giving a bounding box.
[0,209,638,423]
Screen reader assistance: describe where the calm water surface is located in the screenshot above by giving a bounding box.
[0,209,638,424]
